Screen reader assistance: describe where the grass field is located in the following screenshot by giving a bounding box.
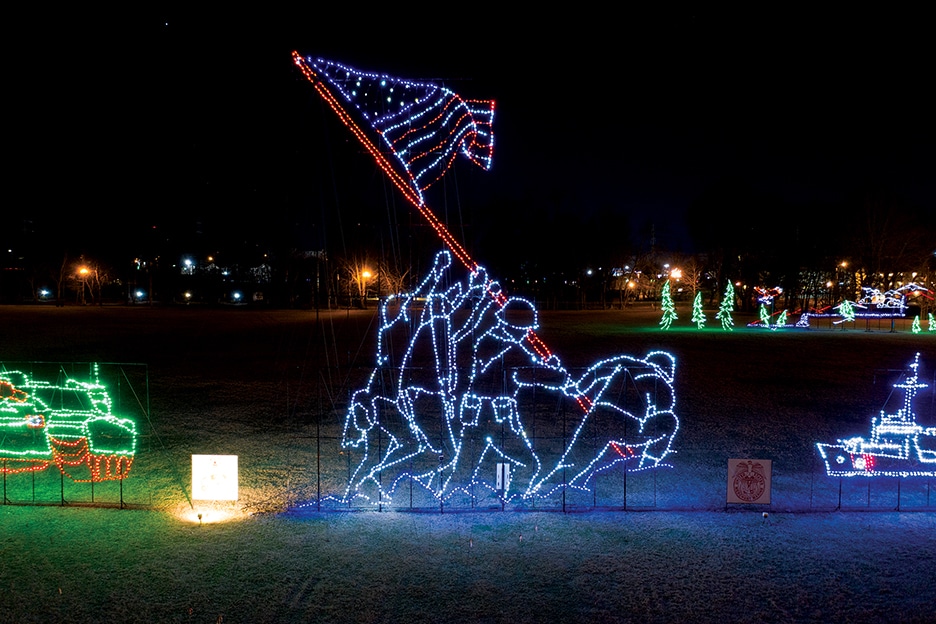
[1,304,934,623]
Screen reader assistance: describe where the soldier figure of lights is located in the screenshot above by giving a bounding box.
[342,251,679,506]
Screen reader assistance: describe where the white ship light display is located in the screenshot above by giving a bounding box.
[817,353,936,478]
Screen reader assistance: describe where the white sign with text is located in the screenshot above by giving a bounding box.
[192,454,239,501]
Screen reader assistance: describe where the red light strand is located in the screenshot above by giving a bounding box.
[293,53,558,367]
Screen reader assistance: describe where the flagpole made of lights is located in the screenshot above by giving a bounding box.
[293,52,567,393]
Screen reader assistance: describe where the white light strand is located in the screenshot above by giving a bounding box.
[303,57,494,205]
[333,251,679,507]
[817,353,936,478]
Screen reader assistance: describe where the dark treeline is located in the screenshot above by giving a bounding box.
[3,178,932,315]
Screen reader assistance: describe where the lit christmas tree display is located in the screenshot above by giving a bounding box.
[659,280,677,330]
[748,287,792,329]
[0,365,137,482]
[772,310,788,331]
[837,300,856,324]
[912,315,921,334]
[930,313,935,331]
[758,304,771,329]
[691,291,706,329]
[817,353,936,477]
[716,282,735,331]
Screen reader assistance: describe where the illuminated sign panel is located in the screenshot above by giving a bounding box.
[192,454,239,501]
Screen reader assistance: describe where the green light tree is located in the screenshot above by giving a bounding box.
[771,310,788,331]
[929,313,935,332]
[660,280,677,330]
[759,304,771,329]
[912,315,921,334]
[691,291,706,329]
[839,300,855,324]
[716,282,735,331]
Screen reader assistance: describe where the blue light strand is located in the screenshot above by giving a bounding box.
[335,251,679,507]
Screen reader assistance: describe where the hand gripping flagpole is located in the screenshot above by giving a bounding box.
[292,53,574,399]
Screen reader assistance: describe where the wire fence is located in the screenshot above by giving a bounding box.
[281,434,936,514]
[280,356,936,513]
[1,361,151,509]
[3,360,934,513]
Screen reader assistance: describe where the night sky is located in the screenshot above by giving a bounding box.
[9,8,934,275]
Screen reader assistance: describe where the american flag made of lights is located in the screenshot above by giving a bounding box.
[292,53,552,364]
[292,55,493,205]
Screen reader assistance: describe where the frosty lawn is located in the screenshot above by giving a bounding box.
[1,305,933,623]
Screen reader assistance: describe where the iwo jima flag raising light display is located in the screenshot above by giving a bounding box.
[294,55,679,507]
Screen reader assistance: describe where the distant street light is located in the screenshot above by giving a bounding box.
[359,269,373,307]
[78,266,90,305]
